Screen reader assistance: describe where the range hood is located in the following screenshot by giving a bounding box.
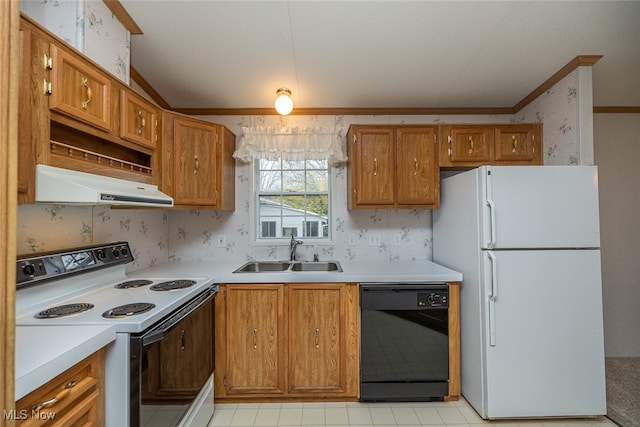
[36,164,174,207]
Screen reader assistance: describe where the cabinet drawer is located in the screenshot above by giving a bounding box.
[49,44,112,131]
[16,350,104,427]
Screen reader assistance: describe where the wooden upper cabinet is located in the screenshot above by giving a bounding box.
[349,127,395,207]
[440,124,542,167]
[49,43,112,131]
[348,125,439,209]
[224,285,286,395]
[494,125,541,164]
[174,116,218,205]
[162,112,235,210]
[445,126,491,164]
[120,90,158,150]
[396,127,439,207]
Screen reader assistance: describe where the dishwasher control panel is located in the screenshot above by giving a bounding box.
[417,290,448,308]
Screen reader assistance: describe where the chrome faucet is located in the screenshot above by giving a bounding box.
[290,235,303,261]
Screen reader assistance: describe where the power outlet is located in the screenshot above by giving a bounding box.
[393,233,402,246]
[348,233,356,246]
[368,233,381,246]
[217,235,226,248]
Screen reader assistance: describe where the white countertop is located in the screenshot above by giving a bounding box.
[15,325,115,400]
[130,259,463,284]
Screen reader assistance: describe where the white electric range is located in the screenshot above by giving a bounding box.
[16,242,217,427]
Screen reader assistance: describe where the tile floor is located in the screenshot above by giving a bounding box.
[206,399,615,427]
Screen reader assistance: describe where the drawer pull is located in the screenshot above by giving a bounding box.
[32,379,77,412]
[468,136,474,154]
[314,328,320,349]
[252,328,257,349]
[512,135,518,153]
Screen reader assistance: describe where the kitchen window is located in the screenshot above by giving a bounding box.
[254,158,331,242]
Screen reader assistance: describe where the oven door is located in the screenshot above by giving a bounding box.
[130,287,216,427]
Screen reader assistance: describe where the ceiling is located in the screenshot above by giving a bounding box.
[120,1,640,113]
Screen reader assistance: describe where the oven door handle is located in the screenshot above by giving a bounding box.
[141,287,215,346]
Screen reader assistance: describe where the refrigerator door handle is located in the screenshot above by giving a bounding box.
[487,251,498,346]
[486,198,497,249]
[484,167,497,249]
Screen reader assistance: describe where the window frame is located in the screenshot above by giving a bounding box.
[250,158,335,246]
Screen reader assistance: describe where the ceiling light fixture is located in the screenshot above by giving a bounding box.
[274,87,293,115]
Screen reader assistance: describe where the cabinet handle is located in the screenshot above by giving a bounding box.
[252,328,257,349]
[137,110,146,135]
[32,379,77,412]
[373,157,378,176]
[468,136,474,154]
[511,135,518,153]
[194,155,199,174]
[414,158,419,175]
[180,329,186,350]
[314,328,320,349]
[80,77,92,110]
[447,135,452,158]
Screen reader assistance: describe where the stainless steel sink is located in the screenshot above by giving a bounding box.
[233,261,291,273]
[290,261,342,272]
[233,260,342,273]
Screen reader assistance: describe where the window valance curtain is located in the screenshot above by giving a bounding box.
[232,126,347,165]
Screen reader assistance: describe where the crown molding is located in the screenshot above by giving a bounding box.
[103,0,142,34]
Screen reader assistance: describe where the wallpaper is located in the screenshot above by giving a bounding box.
[517,69,581,165]
[19,0,130,83]
[15,205,168,272]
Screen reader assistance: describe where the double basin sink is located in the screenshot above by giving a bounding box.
[233,260,342,273]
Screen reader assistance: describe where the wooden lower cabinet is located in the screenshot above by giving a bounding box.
[215,283,359,401]
[15,349,105,427]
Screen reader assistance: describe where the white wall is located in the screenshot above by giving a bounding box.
[594,113,640,357]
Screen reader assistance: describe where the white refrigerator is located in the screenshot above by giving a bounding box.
[433,166,606,419]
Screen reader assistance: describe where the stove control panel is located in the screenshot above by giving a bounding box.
[17,242,133,289]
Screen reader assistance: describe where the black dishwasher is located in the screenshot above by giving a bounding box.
[360,283,449,401]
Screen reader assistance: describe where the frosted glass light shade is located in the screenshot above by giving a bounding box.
[274,88,293,115]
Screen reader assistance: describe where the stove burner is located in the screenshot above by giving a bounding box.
[114,279,153,289]
[102,302,156,318]
[150,280,196,291]
[35,303,94,319]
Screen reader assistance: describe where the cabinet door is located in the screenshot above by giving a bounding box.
[226,285,285,394]
[396,127,439,207]
[446,126,491,164]
[173,117,218,206]
[494,125,540,164]
[350,127,394,207]
[148,298,213,400]
[288,284,346,393]
[49,44,111,131]
[120,90,158,150]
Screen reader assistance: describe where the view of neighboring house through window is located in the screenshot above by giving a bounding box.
[255,159,330,241]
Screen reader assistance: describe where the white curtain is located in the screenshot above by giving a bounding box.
[233,126,347,165]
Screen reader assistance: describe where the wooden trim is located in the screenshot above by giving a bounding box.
[102,0,143,34]
[513,55,603,112]
[130,66,171,110]
[593,106,640,114]
[445,281,461,402]
[1,0,19,421]
[171,106,515,117]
